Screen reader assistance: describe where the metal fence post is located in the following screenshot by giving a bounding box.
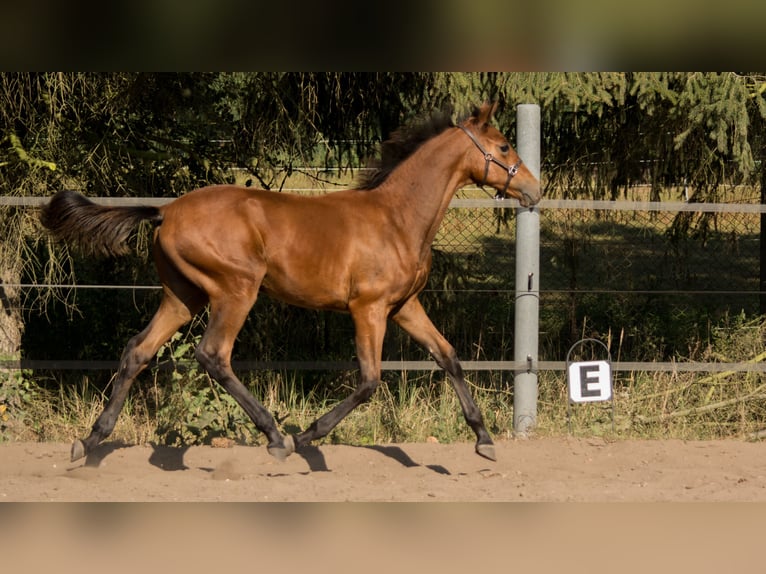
[513,103,541,436]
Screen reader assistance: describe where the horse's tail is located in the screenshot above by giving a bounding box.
[40,190,164,257]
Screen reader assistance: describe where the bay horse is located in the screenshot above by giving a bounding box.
[40,101,541,464]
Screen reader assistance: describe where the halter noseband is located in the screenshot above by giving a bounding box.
[459,125,522,197]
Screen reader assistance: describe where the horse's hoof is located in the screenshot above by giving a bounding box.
[476,443,496,462]
[267,434,295,462]
[71,439,86,462]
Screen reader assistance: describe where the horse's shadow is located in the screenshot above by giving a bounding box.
[294,444,330,472]
[359,444,451,475]
[295,443,449,475]
[77,441,129,469]
[78,440,333,473]
[148,443,190,471]
[70,440,450,476]
[69,441,188,471]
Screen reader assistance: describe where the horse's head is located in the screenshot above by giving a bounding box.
[459,102,542,208]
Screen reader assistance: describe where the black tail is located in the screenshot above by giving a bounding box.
[40,190,163,257]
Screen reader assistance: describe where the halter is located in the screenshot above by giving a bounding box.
[458,125,522,198]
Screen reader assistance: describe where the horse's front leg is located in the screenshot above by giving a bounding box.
[392,296,495,461]
[294,303,387,448]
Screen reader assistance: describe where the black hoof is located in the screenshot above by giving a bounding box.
[476,442,496,462]
[267,434,295,461]
[71,439,86,462]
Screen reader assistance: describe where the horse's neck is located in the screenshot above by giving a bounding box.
[378,130,469,254]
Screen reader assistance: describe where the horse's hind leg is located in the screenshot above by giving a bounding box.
[194,295,294,461]
[71,291,199,462]
[392,297,496,461]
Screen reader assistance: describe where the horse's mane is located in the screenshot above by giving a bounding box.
[356,105,456,190]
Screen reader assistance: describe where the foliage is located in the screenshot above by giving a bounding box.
[3,72,766,446]
[429,72,766,202]
[150,329,251,446]
[0,364,36,442]
[208,72,436,187]
[6,72,763,203]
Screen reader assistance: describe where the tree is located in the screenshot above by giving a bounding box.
[430,72,765,201]
[208,72,436,187]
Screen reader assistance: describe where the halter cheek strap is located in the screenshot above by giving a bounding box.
[458,125,522,197]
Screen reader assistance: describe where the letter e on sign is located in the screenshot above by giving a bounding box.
[568,360,612,403]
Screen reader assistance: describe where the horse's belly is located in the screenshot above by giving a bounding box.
[259,275,350,312]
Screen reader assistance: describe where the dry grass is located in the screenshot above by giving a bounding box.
[7,355,766,449]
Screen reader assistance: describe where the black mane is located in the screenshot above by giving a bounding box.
[356,105,456,190]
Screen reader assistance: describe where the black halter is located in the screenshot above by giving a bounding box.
[459,125,521,197]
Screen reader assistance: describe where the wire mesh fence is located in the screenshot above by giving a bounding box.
[431,197,763,367]
[3,194,766,373]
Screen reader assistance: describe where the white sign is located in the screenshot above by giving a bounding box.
[568,360,612,403]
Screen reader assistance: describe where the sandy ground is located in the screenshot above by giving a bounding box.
[2,436,766,501]
[5,437,766,574]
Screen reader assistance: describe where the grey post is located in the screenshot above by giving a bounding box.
[513,103,541,436]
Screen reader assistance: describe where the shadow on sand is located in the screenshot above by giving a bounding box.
[358,444,451,475]
[68,440,450,476]
[74,441,129,469]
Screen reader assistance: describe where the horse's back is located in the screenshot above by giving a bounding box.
[160,184,261,214]
[154,184,380,309]
[161,183,371,220]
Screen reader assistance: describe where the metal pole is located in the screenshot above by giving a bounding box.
[513,103,541,436]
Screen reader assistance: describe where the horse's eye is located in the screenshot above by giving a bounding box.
[499,143,510,153]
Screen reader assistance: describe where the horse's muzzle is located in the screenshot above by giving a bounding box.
[517,186,542,208]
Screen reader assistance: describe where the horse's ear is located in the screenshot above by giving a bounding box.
[471,101,499,128]
[486,100,499,120]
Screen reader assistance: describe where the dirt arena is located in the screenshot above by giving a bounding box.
[2,436,765,501]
